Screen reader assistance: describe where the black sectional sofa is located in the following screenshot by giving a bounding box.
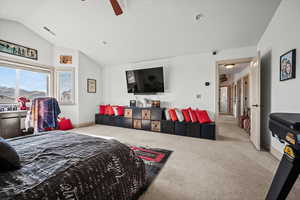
[95,107,216,140]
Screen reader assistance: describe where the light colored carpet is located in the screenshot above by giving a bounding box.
[73,116,300,200]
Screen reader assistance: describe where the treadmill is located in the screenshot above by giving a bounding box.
[266,113,300,200]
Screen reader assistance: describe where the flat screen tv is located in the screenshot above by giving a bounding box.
[126,67,164,94]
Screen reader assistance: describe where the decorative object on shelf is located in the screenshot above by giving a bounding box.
[59,55,72,64]
[17,97,30,110]
[87,79,97,93]
[0,39,38,60]
[151,100,160,108]
[280,49,296,81]
[144,98,152,107]
[130,100,136,107]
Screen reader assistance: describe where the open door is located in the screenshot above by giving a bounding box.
[250,52,261,150]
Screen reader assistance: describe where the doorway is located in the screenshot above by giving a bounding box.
[216,55,262,150]
[217,59,252,136]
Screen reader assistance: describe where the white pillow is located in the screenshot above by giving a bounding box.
[175,108,184,122]
[165,109,171,120]
[112,106,118,116]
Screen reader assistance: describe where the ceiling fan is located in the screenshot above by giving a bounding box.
[109,0,124,16]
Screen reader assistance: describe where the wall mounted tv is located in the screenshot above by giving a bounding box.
[126,67,164,94]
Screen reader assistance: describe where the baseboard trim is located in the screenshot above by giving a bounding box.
[270,147,283,160]
[74,122,95,128]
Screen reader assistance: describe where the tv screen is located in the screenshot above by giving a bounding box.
[126,67,164,94]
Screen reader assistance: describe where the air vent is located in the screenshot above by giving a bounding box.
[43,26,56,36]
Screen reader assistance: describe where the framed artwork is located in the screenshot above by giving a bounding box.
[60,55,72,64]
[0,39,38,60]
[280,49,296,81]
[87,79,96,93]
[55,68,75,105]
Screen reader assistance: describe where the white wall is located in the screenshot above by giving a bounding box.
[257,0,300,154]
[78,52,102,124]
[103,46,257,118]
[0,19,53,66]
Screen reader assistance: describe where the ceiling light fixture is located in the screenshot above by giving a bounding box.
[43,26,56,36]
[225,64,235,69]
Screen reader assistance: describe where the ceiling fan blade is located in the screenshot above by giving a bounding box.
[109,0,123,16]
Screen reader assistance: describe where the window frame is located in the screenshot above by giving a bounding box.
[0,59,54,104]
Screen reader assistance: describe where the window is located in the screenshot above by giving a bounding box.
[0,66,16,103]
[19,70,49,100]
[56,69,75,105]
[0,65,50,104]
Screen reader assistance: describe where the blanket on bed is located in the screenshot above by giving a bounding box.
[0,131,146,200]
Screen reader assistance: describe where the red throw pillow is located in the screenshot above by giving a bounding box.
[107,106,115,116]
[196,110,213,124]
[99,105,106,115]
[182,109,191,122]
[117,106,124,116]
[188,108,198,123]
[168,109,178,121]
[104,105,110,115]
[59,118,73,130]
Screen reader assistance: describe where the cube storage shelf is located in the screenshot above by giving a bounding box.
[95,107,216,140]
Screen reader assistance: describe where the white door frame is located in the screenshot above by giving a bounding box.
[215,57,253,119]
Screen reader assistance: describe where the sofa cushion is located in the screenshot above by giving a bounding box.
[0,138,21,171]
[104,105,110,115]
[168,109,178,121]
[107,106,115,116]
[175,108,184,122]
[99,105,106,115]
[188,108,198,123]
[196,110,213,124]
[112,106,118,116]
[165,109,171,120]
[117,106,124,116]
[182,109,191,122]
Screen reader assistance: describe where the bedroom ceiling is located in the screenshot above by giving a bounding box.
[0,0,281,66]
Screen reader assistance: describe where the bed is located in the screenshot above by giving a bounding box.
[0,131,146,200]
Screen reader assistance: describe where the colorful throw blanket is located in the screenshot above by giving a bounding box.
[31,97,61,132]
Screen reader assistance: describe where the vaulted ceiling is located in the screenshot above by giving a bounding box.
[0,0,281,66]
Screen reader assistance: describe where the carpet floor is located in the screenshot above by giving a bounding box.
[73,116,300,200]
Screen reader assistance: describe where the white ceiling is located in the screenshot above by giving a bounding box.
[0,0,281,66]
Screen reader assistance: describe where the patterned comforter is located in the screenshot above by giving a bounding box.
[0,131,146,200]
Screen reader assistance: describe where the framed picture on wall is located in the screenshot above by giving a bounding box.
[87,79,96,93]
[59,55,72,64]
[280,49,296,81]
[0,39,38,60]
